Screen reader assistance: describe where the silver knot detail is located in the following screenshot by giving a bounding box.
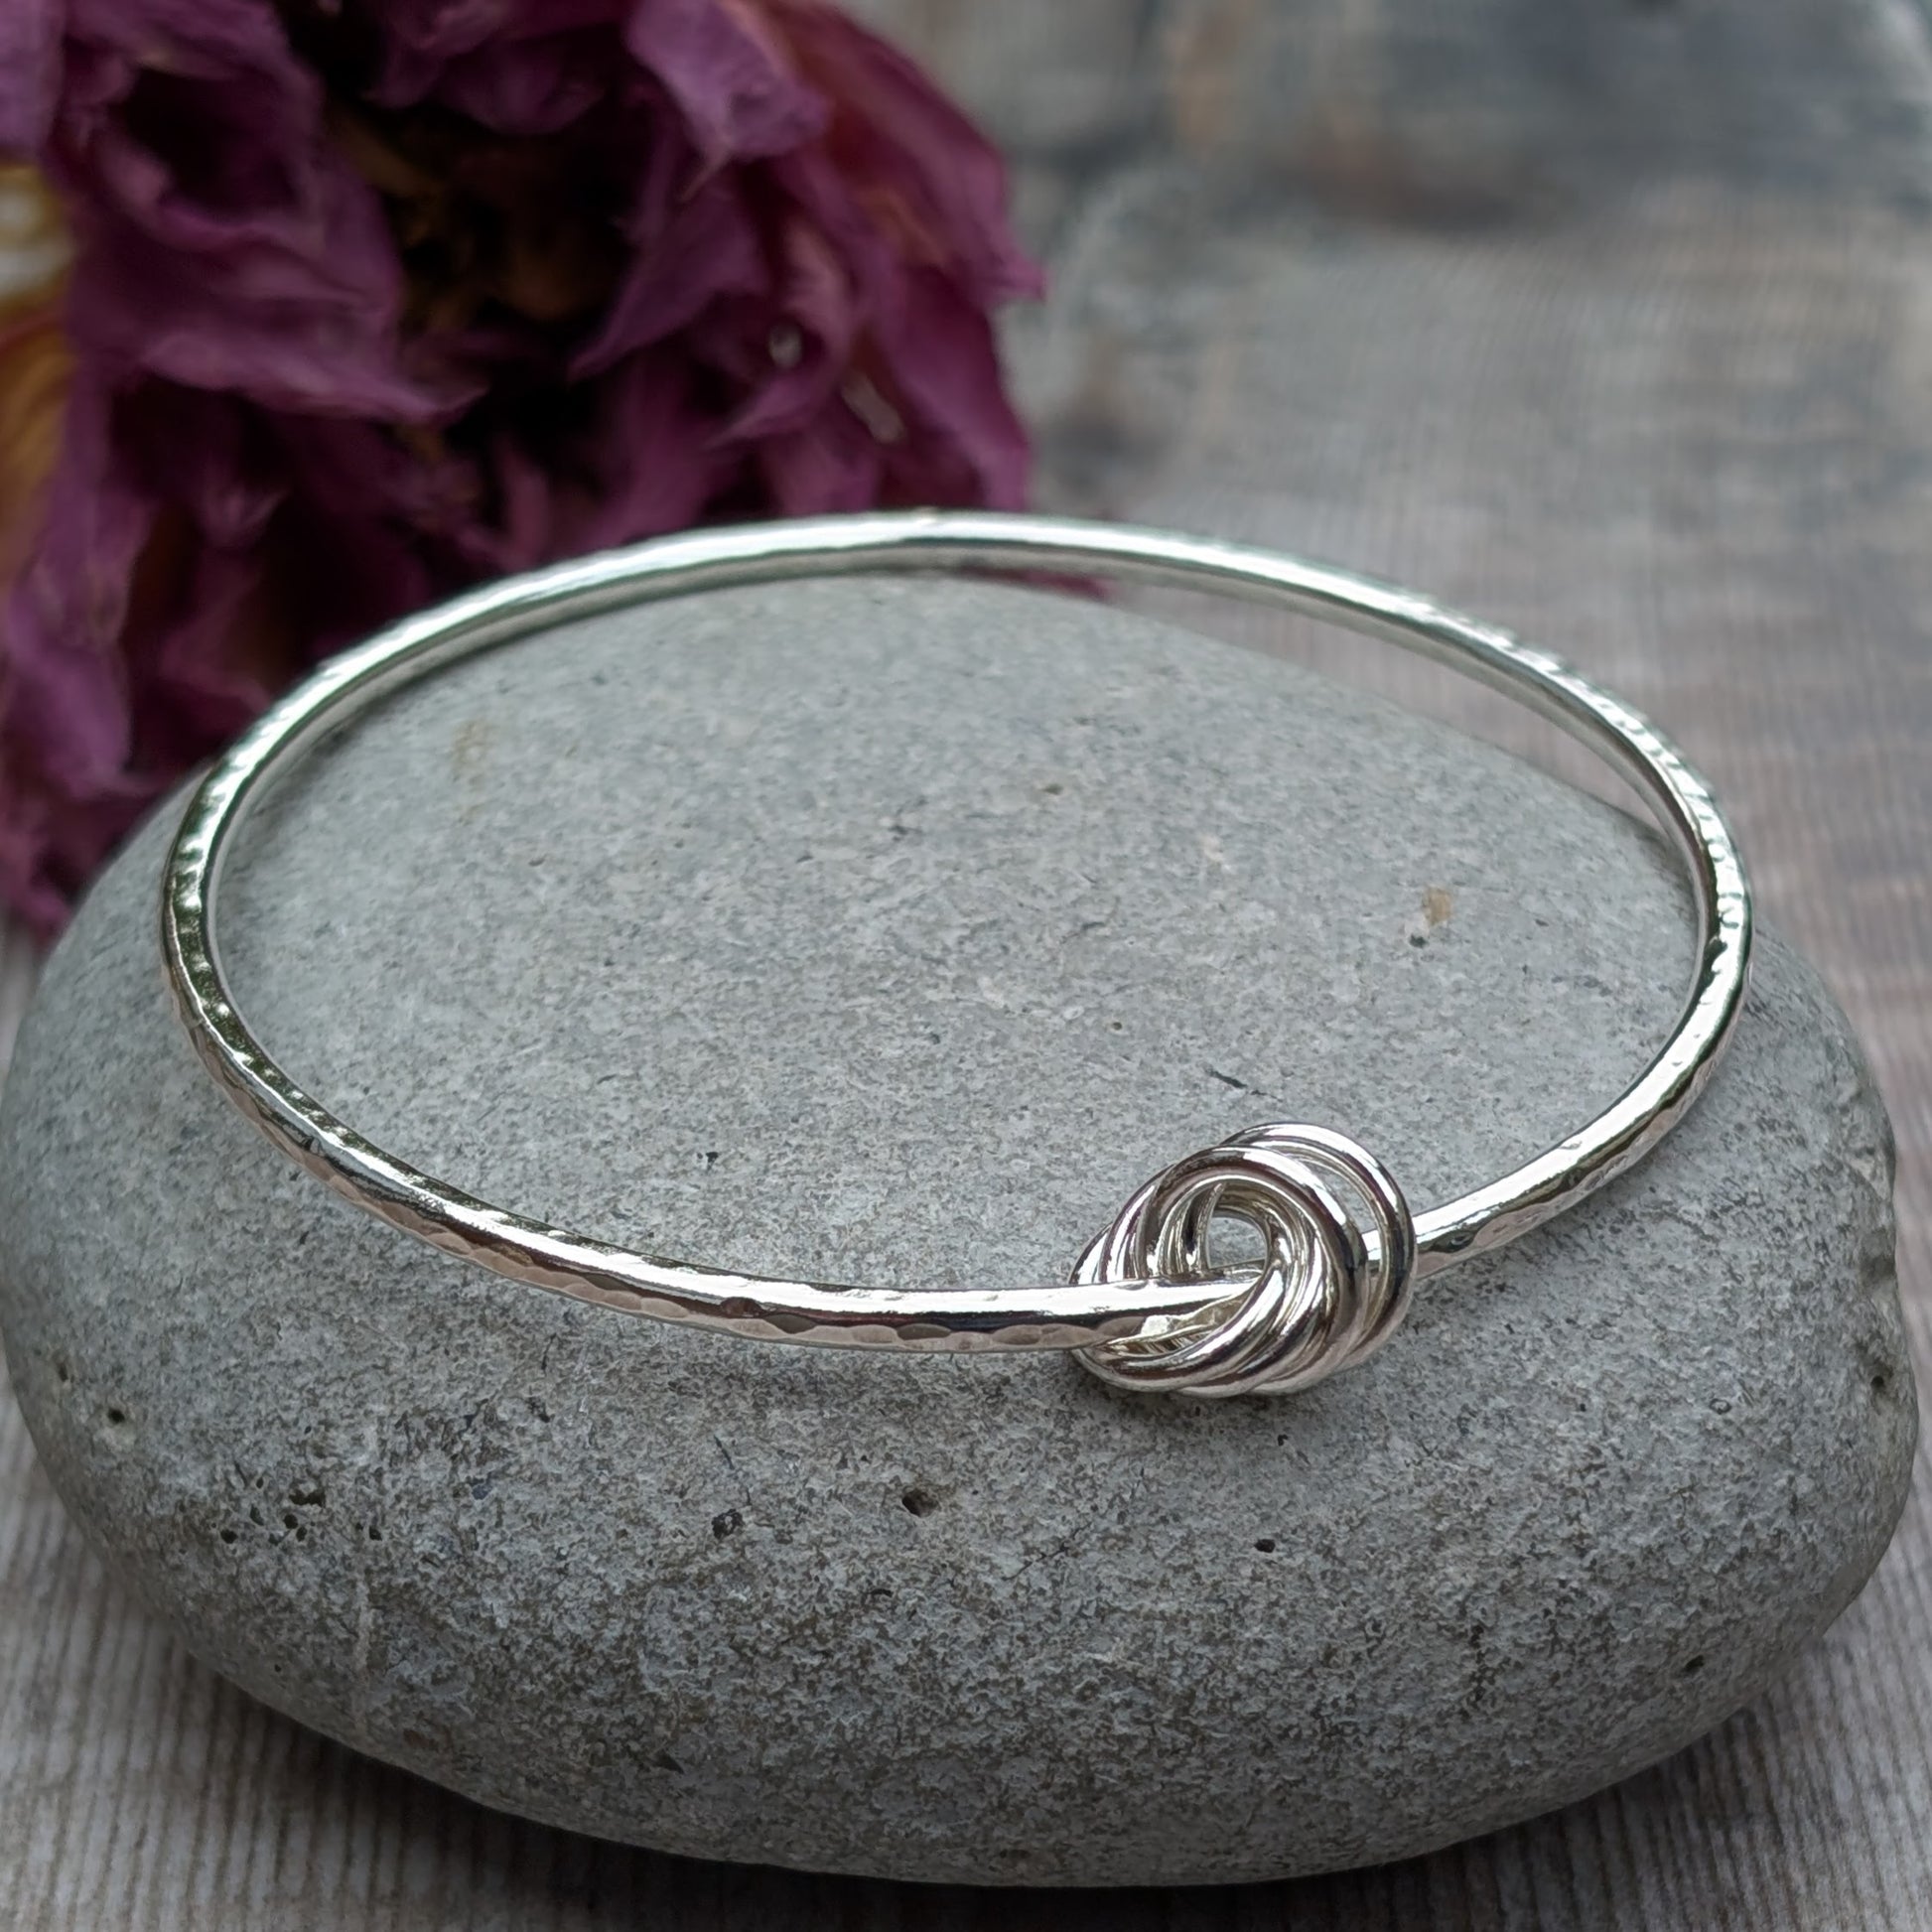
[1072,1124,1417,1399]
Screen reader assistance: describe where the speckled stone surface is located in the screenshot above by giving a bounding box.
[0,578,1913,1887]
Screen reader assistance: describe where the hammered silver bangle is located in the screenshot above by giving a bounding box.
[161,511,1752,1400]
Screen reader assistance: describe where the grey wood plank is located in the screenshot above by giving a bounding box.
[4,1,1931,1924]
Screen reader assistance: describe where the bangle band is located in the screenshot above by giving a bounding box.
[161,512,1752,1400]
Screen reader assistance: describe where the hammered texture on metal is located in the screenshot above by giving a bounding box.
[1073,1124,1417,1397]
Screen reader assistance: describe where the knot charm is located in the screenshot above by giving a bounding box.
[1073,1124,1417,1399]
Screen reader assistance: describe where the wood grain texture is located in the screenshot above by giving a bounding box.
[3,2,1930,1924]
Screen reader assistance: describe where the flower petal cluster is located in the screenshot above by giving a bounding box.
[0,0,1039,932]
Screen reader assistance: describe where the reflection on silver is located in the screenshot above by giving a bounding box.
[161,511,1753,1400]
[1073,1124,1416,1397]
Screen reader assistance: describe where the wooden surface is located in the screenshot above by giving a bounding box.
[4,1,1932,1924]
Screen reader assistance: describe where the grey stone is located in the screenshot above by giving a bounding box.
[0,577,1913,1887]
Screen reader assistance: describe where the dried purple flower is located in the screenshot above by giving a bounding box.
[0,0,1040,935]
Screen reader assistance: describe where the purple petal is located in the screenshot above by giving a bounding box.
[68,0,313,69]
[872,265,1031,509]
[0,756,148,940]
[0,0,61,154]
[131,543,277,753]
[570,351,725,549]
[374,0,623,103]
[372,0,553,100]
[379,0,520,65]
[777,4,1043,305]
[436,33,611,135]
[44,18,458,420]
[623,0,826,163]
[716,214,856,441]
[757,402,882,516]
[0,372,151,785]
[572,161,767,374]
[117,382,283,547]
[66,227,459,417]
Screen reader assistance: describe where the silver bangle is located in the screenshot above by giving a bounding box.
[161,512,1752,1400]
